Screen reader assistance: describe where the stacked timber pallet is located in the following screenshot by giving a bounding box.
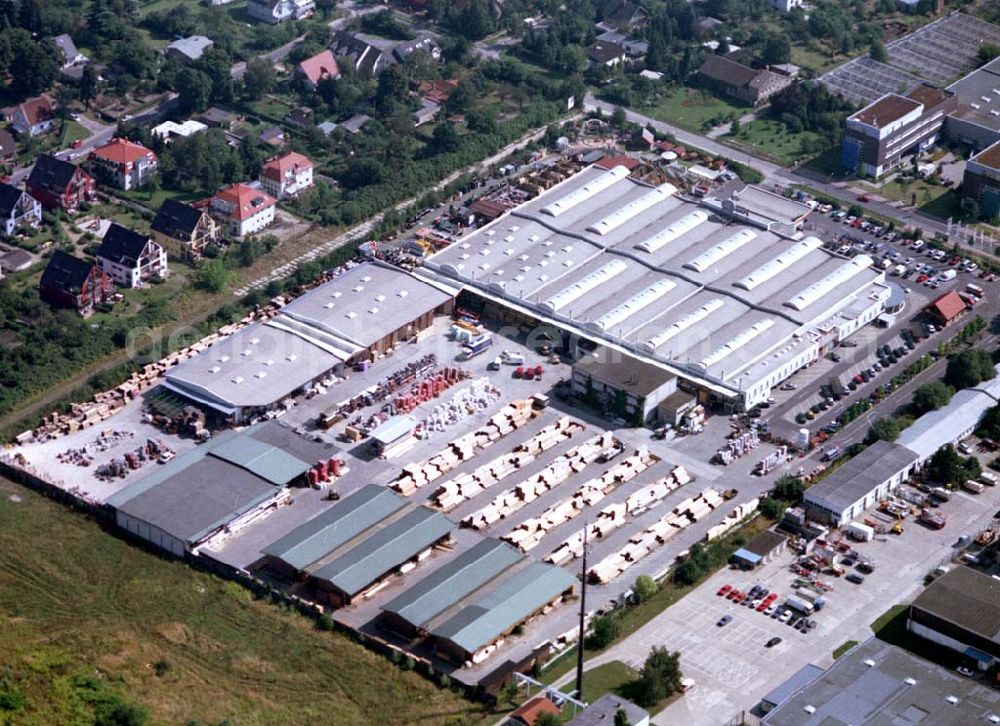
[430,416,584,509]
[389,400,535,496]
[705,498,759,541]
[544,465,691,565]
[587,486,724,584]
[461,430,613,529]
[503,447,657,551]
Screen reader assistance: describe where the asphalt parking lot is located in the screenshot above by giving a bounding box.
[580,470,1000,725]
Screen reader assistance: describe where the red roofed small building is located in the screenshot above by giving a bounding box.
[210,183,277,238]
[259,151,313,200]
[89,138,159,191]
[926,290,967,327]
[418,79,459,105]
[11,95,56,137]
[510,696,561,726]
[296,50,340,90]
[595,154,641,171]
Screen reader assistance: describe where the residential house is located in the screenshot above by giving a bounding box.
[770,0,803,10]
[586,40,626,69]
[151,119,208,142]
[151,198,219,260]
[26,154,96,212]
[317,120,338,137]
[413,98,441,127]
[89,138,159,191]
[247,0,315,23]
[53,34,88,68]
[259,126,285,148]
[39,250,111,314]
[418,79,459,105]
[166,35,214,63]
[393,36,441,64]
[11,95,56,137]
[329,31,387,76]
[597,0,648,32]
[696,55,793,107]
[340,114,371,135]
[0,182,42,236]
[297,50,340,90]
[259,151,313,199]
[96,223,168,288]
[595,30,648,59]
[210,183,277,238]
[197,107,237,130]
[284,106,314,128]
[0,249,34,273]
[0,128,15,162]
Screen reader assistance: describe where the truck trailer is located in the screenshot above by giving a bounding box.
[847,521,875,542]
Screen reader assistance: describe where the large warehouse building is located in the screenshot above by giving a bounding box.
[421,164,889,410]
[108,422,335,556]
[162,261,453,422]
[908,566,1000,665]
[261,484,454,607]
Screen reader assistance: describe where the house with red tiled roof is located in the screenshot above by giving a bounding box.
[210,183,276,238]
[11,95,56,137]
[296,50,340,90]
[89,138,159,191]
[926,290,967,327]
[510,696,561,726]
[418,79,459,106]
[259,151,313,200]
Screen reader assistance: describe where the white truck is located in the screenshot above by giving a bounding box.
[847,521,875,542]
[785,595,815,615]
[891,264,906,276]
[938,269,957,282]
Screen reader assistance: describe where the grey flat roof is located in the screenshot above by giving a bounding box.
[165,261,450,411]
[263,484,407,572]
[312,507,453,596]
[424,164,886,396]
[898,364,1000,462]
[382,538,525,630]
[761,664,824,708]
[573,345,674,397]
[108,424,330,544]
[763,638,1000,726]
[947,60,1000,134]
[431,562,576,656]
[744,529,786,558]
[568,694,649,726]
[804,441,918,514]
[911,566,1000,645]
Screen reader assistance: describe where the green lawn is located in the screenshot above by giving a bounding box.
[118,186,205,213]
[862,178,950,208]
[637,87,744,133]
[832,640,859,659]
[726,119,826,167]
[0,477,489,725]
[60,120,90,146]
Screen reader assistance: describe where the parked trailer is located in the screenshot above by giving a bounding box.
[963,480,985,494]
[785,595,815,615]
[847,521,875,542]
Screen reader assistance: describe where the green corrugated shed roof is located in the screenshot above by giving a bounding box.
[312,507,452,597]
[432,562,577,656]
[382,538,524,629]
[210,434,311,486]
[262,484,407,571]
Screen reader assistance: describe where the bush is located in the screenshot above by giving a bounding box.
[911,381,954,415]
[772,474,805,502]
[633,574,658,603]
[316,614,335,631]
[759,497,786,520]
[945,349,995,390]
[153,659,171,677]
[586,614,620,649]
[866,417,900,443]
[632,647,682,707]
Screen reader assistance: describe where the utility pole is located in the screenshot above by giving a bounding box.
[575,524,588,699]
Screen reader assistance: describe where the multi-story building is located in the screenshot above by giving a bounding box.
[696,55,793,107]
[210,183,276,238]
[841,84,958,177]
[259,151,313,199]
[39,250,111,314]
[0,182,42,236]
[89,138,158,191]
[25,154,95,212]
[151,198,219,261]
[95,223,168,288]
[961,139,1000,218]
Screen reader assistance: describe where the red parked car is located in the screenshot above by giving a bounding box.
[718,584,733,596]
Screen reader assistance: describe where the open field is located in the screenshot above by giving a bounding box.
[726,120,826,167]
[637,88,743,133]
[0,477,489,725]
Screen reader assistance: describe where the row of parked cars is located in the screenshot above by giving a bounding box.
[716,584,817,635]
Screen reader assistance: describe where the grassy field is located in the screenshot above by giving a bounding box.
[637,88,743,133]
[726,119,825,167]
[0,478,489,725]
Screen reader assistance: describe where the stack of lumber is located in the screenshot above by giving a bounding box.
[545,465,692,565]
[432,417,584,510]
[461,431,613,529]
[503,447,655,550]
[706,498,759,541]
[389,401,537,496]
[587,487,723,584]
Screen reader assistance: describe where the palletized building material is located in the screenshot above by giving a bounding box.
[702,489,724,509]
[672,466,691,485]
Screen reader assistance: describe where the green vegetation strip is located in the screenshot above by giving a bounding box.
[0,479,488,725]
[832,640,859,659]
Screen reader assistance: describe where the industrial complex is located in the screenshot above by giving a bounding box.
[422,163,890,410]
